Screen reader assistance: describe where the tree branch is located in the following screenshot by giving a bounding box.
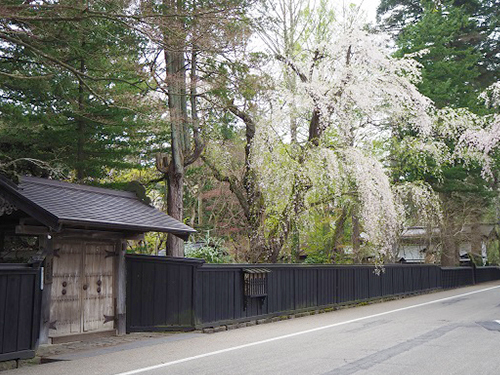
[0,71,54,80]
[275,54,308,83]
[201,155,251,219]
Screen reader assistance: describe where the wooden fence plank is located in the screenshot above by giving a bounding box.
[4,274,21,353]
[17,275,34,350]
[153,263,167,326]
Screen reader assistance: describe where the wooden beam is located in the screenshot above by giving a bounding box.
[15,225,50,235]
[20,218,44,226]
[54,228,144,241]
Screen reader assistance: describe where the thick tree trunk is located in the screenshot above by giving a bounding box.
[165,71,186,256]
[166,169,184,257]
[163,0,188,257]
[440,194,461,266]
[440,222,460,266]
[268,240,283,263]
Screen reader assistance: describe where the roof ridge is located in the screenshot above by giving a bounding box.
[21,176,138,199]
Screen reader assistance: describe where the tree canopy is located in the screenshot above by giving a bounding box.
[1,0,500,265]
[0,0,150,180]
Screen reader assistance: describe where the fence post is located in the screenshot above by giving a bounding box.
[38,236,53,345]
[30,261,42,350]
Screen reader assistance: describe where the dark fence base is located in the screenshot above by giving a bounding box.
[0,349,36,363]
[126,255,500,332]
[0,262,42,363]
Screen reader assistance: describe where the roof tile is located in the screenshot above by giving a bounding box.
[11,176,196,237]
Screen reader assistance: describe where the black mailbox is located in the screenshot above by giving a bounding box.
[242,268,271,309]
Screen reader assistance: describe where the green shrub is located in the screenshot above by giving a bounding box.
[184,232,232,263]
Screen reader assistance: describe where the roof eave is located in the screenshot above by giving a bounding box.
[58,219,196,241]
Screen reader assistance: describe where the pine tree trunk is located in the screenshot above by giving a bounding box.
[166,168,184,257]
[440,195,461,266]
[75,1,86,182]
[76,55,85,182]
[163,0,189,257]
[165,75,186,256]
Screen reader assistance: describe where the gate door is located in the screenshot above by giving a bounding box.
[50,242,83,335]
[50,240,115,337]
[82,242,114,332]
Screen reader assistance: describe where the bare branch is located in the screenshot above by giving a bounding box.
[275,53,308,83]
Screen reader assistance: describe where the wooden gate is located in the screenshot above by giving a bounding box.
[50,240,115,337]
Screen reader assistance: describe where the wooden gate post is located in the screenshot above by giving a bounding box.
[116,240,127,335]
[38,235,53,344]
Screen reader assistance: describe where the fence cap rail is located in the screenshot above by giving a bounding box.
[125,254,205,265]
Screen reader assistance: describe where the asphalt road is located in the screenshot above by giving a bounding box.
[7,282,500,375]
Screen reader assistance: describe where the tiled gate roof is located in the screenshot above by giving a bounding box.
[0,176,196,239]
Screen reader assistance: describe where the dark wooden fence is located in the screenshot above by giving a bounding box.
[474,266,500,283]
[126,256,203,332]
[0,262,42,363]
[441,266,500,288]
[441,267,475,288]
[193,263,442,328]
[126,255,500,332]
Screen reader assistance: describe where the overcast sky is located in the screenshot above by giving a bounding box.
[249,0,382,53]
[352,0,381,23]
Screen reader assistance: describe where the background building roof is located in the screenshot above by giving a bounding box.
[400,225,496,240]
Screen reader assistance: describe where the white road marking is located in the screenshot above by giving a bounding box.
[495,320,500,325]
[115,284,500,375]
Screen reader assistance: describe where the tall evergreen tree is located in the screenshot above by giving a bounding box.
[0,1,148,181]
[378,0,499,99]
[379,0,500,265]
